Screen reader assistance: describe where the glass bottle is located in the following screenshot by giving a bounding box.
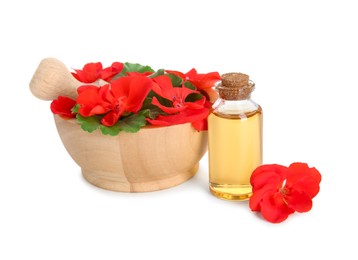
[208,72,262,200]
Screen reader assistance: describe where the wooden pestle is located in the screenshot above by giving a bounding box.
[29,58,82,100]
[29,58,108,101]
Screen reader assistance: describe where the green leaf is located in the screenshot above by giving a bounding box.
[141,97,155,110]
[141,108,163,120]
[117,113,147,133]
[98,125,121,136]
[184,81,196,90]
[123,62,154,73]
[148,69,165,78]
[76,114,100,133]
[112,62,155,80]
[155,95,172,108]
[146,90,156,99]
[140,96,165,119]
[166,73,183,86]
[71,104,80,113]
[185,93,204,102]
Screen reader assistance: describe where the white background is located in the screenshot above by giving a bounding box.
[1,0,357,259]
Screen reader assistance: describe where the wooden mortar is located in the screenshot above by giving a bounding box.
[30,58,208,192]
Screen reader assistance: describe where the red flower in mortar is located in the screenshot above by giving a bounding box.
[151,75,206,114]
[72,62,124,83]
[249,163,321,223]
[50,60,220,135]
[147,75,210,131]
[148,101,211,131]
[76,76,153,126]
[166,68,220,101]
[50,96,76,119]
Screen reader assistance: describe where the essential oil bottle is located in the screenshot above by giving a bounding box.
[208,73,262,200]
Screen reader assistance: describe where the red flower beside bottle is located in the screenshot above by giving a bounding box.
[50,61,220,135]
[249,162,322,223]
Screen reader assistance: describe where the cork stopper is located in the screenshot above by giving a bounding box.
[217,72,255,100]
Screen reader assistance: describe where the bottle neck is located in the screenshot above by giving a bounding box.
[212,98,260,116]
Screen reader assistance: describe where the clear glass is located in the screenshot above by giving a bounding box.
[208,98,263,200]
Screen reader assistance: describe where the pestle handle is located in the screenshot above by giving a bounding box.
[29,58,82,101]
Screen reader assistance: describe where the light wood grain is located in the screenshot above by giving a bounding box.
[30,57,208,192]
[29,58,80,100]
[54,115,208,192]
[29,57,107,100]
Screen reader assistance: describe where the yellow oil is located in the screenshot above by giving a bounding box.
[208,109,262,200]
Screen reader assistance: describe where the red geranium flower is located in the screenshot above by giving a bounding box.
[72,62,124,83]
[76,76,153,126]
[165,68,220,101]
[147,101,211,131]
[50,96,76,119]
[249,163,321,223]
[147,75,210,131]
[151,75,206,114]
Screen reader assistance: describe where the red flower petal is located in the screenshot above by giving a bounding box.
[285,189,313,213]
[191,118,207,131]
[165,69,221,91]
[182,107,210,131]
[111,76,153,113]
[152,96,186,114]
[287,163,321,198]
[101,110,122,126]
[185,96,206,109]
[126,71,153,76]
[260,193,295,223]
[76,85,110,117]
[50,96,76,118]
[146,113,187,126]
[72,62,103,83]
[288,162,322,184]
[72,62,123,83]
[146,118,171,127]
[249,186,277,212]
[100,62,124,81]
[249,165,288,212]
[188,70,221,90]
[77,85,95,94]
[82,62,102,82]
[71,70,85,82]
[185,68,197,79]
[152,75,176,100]
[147,105,210,131]
[164,70,186,79]
[250,164,288,191]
